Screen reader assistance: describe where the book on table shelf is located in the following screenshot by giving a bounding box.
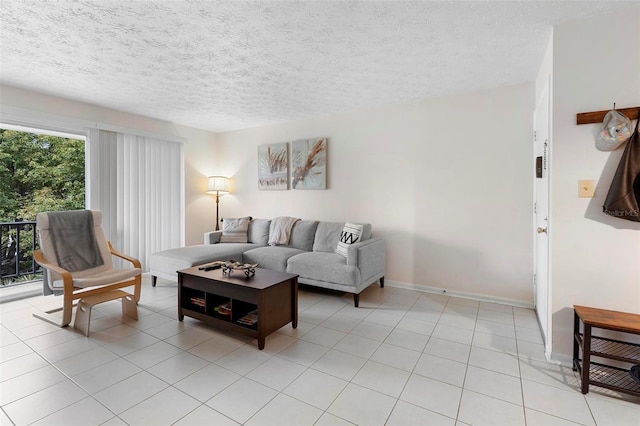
[190,297,206,308]
[214,301,232,317]
[237,310,258,326]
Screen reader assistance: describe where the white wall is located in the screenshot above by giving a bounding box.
[217,84,535,304]
[550,5,640,361]
[0,85,219,245]
[0,76,536,306]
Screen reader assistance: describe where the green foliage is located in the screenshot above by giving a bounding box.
[0,129,85,222]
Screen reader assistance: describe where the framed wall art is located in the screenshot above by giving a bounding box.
[258,142,288,190]
[291,137,327,190]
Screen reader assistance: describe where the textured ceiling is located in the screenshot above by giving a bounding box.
[0,1,634,132]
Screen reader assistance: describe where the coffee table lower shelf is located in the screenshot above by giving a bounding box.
[182,306,260,333]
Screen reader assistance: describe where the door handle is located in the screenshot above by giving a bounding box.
[537,227,548,234]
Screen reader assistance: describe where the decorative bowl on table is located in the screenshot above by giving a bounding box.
[221,261,258,277]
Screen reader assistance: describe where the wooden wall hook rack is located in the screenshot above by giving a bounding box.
[577,106,639,125]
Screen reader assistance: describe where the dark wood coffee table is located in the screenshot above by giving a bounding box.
[177,266,298,350]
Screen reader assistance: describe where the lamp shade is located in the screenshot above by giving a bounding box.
[207,176,230,194]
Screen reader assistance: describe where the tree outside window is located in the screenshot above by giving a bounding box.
[1,128,85,283]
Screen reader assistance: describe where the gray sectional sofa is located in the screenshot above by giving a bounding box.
[149,218,385,306]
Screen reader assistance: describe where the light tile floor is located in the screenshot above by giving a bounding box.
[1,276,639,425]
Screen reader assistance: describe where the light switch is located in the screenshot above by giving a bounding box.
[579,180,595,198]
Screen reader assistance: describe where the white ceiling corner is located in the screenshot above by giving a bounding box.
[0,1,635,132]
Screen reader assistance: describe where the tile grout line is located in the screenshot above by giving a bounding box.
[12,322,122,425]
[514,305,529,426]
[4,281,637,425]
[379,288,440,425]
[453,298,480,425]
[7,290,245,425]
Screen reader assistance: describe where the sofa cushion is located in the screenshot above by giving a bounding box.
[287,252,361,287]
[248,219,271,245]
[287,220,319,251]
[220,217,250,243]
[313,222,372,253]
[243,246,306,272]
[335,222,364,257]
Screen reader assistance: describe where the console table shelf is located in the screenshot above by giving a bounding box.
[573,305,640,397]
[576,334,640,364]
[579,361,640,396]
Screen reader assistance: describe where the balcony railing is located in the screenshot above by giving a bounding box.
[1,221,41,285]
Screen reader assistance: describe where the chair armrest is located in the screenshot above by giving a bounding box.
[346,237,385,281]
[33,249,70,276]
[108,241,142,268]
[33,249,74,293]
[204,231,223,244]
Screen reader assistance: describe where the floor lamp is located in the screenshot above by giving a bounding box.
[207,176,230,231]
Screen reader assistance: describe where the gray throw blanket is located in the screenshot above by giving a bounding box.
[48,210,104,272]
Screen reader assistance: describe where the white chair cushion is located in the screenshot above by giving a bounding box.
[52,268,141,289]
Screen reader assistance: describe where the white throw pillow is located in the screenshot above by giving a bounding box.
[335,222,363,257]
[220,217,250,243]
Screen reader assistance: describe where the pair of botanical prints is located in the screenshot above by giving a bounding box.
[258,138,327,190]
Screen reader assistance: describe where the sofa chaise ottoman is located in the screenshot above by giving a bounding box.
[149,219,270,284]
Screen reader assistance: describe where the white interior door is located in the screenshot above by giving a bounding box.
[533,78,551,354]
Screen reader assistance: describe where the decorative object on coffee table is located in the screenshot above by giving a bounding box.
[258,142,288,190]
[207,176,230,230]
[292,137,327,189]
[221,261,258,277]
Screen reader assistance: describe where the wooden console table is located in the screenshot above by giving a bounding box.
[573,305,640,396]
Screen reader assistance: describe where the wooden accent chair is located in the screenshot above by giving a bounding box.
[33,210,141,334]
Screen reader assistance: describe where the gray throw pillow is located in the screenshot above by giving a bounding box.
[288,220,319,251]
[248,219,271,245]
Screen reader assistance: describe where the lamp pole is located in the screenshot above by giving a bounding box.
[215,191,221,231]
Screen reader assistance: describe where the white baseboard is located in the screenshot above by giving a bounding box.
[385,279,535,309]
[549,352,574,367]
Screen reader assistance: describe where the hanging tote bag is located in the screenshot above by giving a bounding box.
[603,110,640,222]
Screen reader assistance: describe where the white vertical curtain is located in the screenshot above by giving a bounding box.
[87,129,118,241]
[88,129,184,271]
